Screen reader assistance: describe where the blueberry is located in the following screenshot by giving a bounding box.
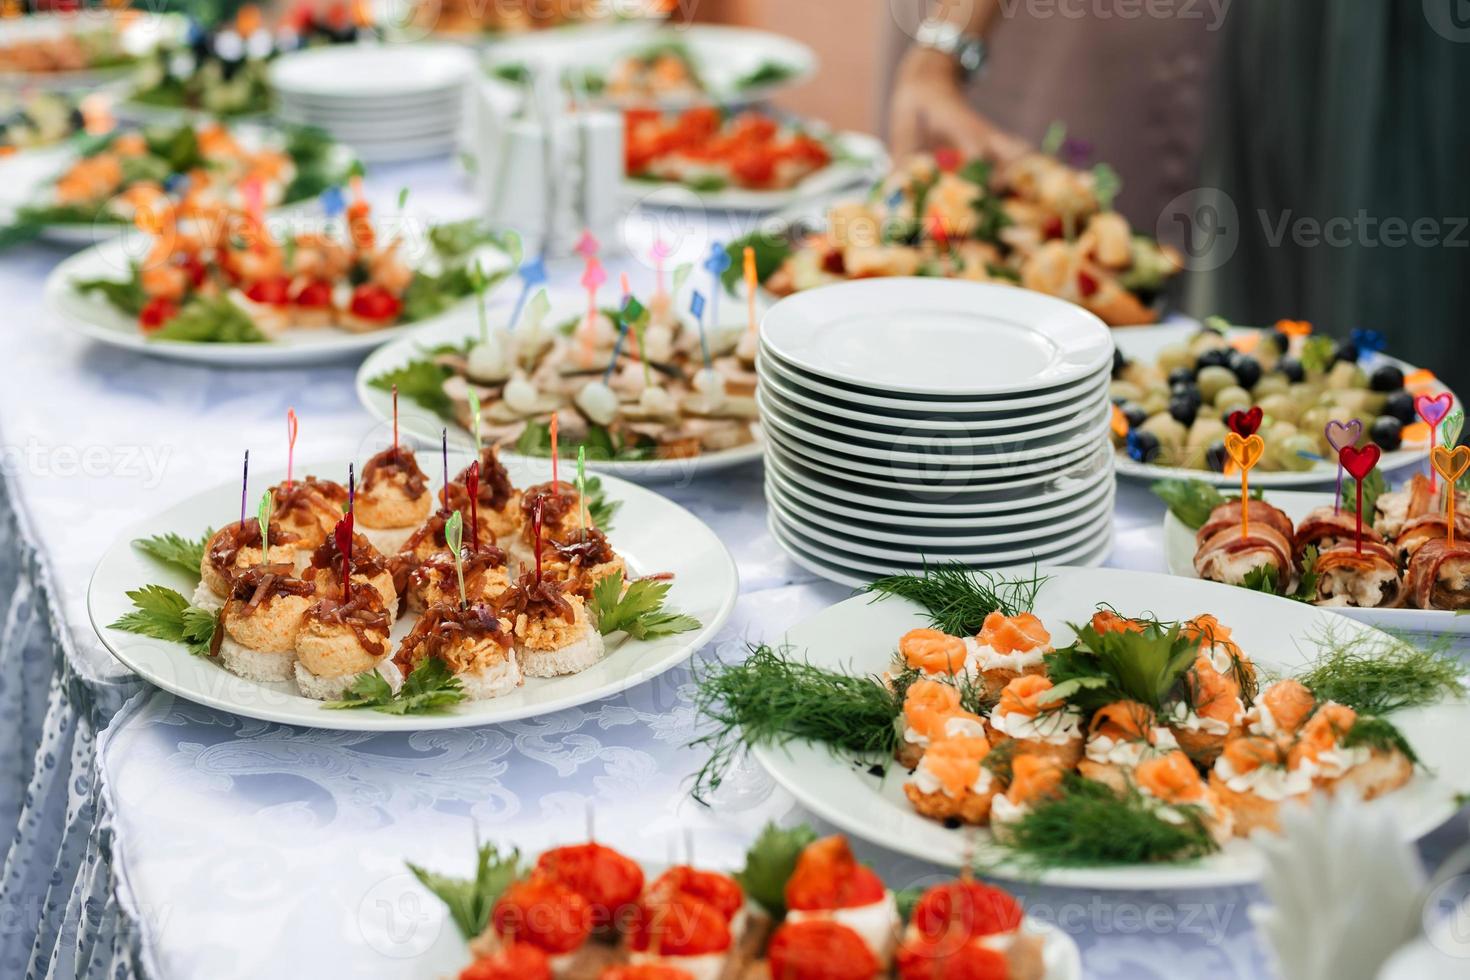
[1334,342,1360,364]
[1206,440,1228,472]
[1167,366,1196,387]
[1383,390,1416,424]
[1121,402,1148,429]
[1370,364,1405,392]
[1269,330,1291,353]
[1371,416,1403,451]
[1196,348,1230,370]
[1231,356,1262,390]
[1126,430,1162,463]
[1169,395,1199,427]
[1279,357,1305,383]
[1170,382,1201,405]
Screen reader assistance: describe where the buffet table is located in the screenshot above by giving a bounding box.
[1,163,1466,980]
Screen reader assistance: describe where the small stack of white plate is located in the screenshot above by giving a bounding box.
[757,279,1118,588]
[268,43,477,163]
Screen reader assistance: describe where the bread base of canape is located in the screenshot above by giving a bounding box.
[988,734,1083,770]
[1076,759,1129,793]
[902,784,995,825]
[339,312,396,334]
[192,580,226,612]
[218,635,297,683]
[1171,726,1233,766]
[294,660,404,701]
[292,307,336,329]
[894,740,925,771]
[457,655,524,700]
[518,631,606,678]
[1329,750,1414,801]
[1206,773,1301,837]
[976,663,1046,701]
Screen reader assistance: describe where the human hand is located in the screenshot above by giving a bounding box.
[889,49,1030,165]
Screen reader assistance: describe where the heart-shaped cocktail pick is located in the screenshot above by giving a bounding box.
[1225,433,1265,538]
[1339,444,1382,553]
[1324,419,1363,514]
[1226,407,1263,438]
[1416,392,1454,491]
[1431,445,1470,547]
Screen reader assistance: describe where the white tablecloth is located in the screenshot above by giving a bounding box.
[0,161,1464,980]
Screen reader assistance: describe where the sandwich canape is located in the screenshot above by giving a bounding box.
[400,505,500,565]
[1132,750,1234,846]
[301,531,399,619]
[195,518,304,610]
[897,628,968,681]
[1207,735,1312,836]
[496,573,605,678]
[895,679,987,770]
[902,735,997,826]
[460,940,553,980]
[407,544,512,614]
[626,891,735,980]
[1286,703,1413,800]
[988,755,1067,837]
[357,445,433,554]
[1162,654,1246,765]
[767,920,879,980]
[393,602,521,700]
[515,480,588,563]
[965,612,1052,698]
[441,447,524,542]
[269,475,350,547]
[1076,700,1181,792]
[895,880,1043,980]
[1405,536,1470,610]
[781,836,900,967]
[535,842,646,930]
[544,527,628,600]
[986,675,1084,770]
[1244,679,1316,746]
[215,563,316,682]
[293,586,397,700]
[491,871,594,971]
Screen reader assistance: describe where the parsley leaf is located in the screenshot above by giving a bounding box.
[109,585,217,656]
[1291,546,1321,602]
[368,358,457,422]
[1240,564,1281,596]
[75,265,147,316]
[733,822,816,918]
[1151,478,1226,529]
[589,571,701,640]
[132,529,213,577]
[150,297,267,344]
[583,475,621,531]
[407,841,523,940]
[722,232,792,294]
[1340,468,1387,518]
[325,657,466,715]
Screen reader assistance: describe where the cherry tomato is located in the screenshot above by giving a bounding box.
[492,874,591,954]
[291,279,335,309]
[178,254,208,288]
[768,920,879,980]
[784,837,887,912]
[535,843,645,928]
[245,276,292,306]
[896,935,1010,980]
[1077,269,1100,298]
[909,882,1022,942]
[349,284,402,322]
[627,896,730,957]
[138,297,179,332]
[459,943,552,980]
[645,866,744,922]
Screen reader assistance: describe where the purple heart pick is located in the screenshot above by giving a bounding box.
[1325,419,1363,453]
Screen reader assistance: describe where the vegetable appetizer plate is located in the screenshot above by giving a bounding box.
[354,304,766,481]
[1164,489,1470,635]
[752,567,1469,888]
[622,131,889,213]
[1112,323,1460,488]
[44,236,510,368]
[0,13,185,92]
[87,460,737,732]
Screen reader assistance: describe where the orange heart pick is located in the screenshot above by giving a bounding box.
[1224,433,1264,472]
[1431,445,1470,484]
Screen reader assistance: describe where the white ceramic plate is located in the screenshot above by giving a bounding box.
[43,234,507,367]
[752,567,1470,888]
[765,450,1116,526]
[761,279,1112,396]
[765,439,1113,507]
[270,43,477,99]
[87,459,737,731]
[354,295,765,481]
[483,24,816,109]
[759,345,1110,419]
[623,132,887,213]
[1163,488,1470,634]
[1112,324,1459,488]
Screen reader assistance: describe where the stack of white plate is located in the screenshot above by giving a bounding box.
[268,43,478,163]
[757,279,1118,588]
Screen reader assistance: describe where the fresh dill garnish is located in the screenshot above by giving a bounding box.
[863,563,1046,636]
[688,644,901,803]
[407,840,523,940]
[109,585,218,656]
[1043,620,1201,715]
[1341,716,1420,766]
[1295,624,1465,715]
[733,822,816,918]
[995,776,1218,868]
[132,529,213,576]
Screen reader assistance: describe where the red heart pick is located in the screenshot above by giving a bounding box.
[1227,406,1263,438]
[1339,444,1381,480]
[1415,392,1453,427]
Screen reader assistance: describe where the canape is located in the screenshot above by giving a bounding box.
[767,920,878,980]
[895,679,987,770]
[782,836,900,966]
[293,587,398,700]
[515,480,589,564]
[195,518,305,610]
[441,447,524,542]
[1243,679,1316,746]
[269,475,350,547]
[896,880,1042,980]
[1162,655,1245,765]
[491,872,594,971]
[216,564,316,682]
[986,675,1084,769]
[897,628,968,680]
[301,531,399,619]
[988,755,1067,835]
[393,602,521,700]
[535,842,645,930]
[356,445,433,553]
[1286,703,1413,800]
[1076,700,1181,791]
[400,506,500,565]
[1133,750,1234,845]
[460,941,553,980]
[496,573,605,677]
[545,527,628,600]
[965,612,1052,698]
[903,735,997,826]
[1207,735,1312,836]
[406,545,512,613]
[626,893,735,980]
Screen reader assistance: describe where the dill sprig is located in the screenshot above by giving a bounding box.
[994,776,1218,869]
[1295,625,1465,715]
[1342,716,1420,766]
[863,563,1047,636]
[688,644,901,803]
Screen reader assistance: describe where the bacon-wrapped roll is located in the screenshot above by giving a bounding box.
[1406,537,1470,609]
[1394,512,1470,563]
[1311,542,1404,608]
[1194,523,1296,589]
[1195,500,1296,550]
[1375,474,1467,540]
[1295,505,1386,557]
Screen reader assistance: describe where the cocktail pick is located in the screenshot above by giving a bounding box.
[319,185,345,220]
[347,463,355,515]
[703,241,731,335]
[256,491,273,565]
[1226,407,1263,438]
[603,298,634,385]
[241,175,265,229]
[1324,419,1363,516]
[1351,328,1386,355]
[239,450,250,527]
[1443,409,1465,449]
[1431,447,1470,547]
[391,384,399,452]
[690,290,710,369]
[743,245,758,339]
[550,412,560,486]
[671,262,693,297]
[466,461,480,548]
[507,253,549,333]
[1416,393,1454,490]
[652,239,672,298]
[467,389,483,454]
[1339,445,1381,553]
[445,511,467,608]
[334,510,353,602]
[579,254,606,360]
[576,446,587,530]
[532,499,545,584]
[285,407,299,490]
[1224,433,1264,539]
[441,428,449,500]
[471,259,490,344]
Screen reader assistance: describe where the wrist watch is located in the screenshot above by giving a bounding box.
[914,18,987,80]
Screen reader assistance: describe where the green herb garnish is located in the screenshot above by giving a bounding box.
[1341,716,1420,766]
[368,358,457,422]
[733,822,816,918]
[1340,468,1387,518]
[150,297,268,344]
[1044,620,1201,714]
[863,563,1046,637]
[722,232,792,294]
[735,60,798,91]
[1152,478,1226,529]
[75,265,147,316]
[407,841,523,940]
[132,529,213,576]
[514,420,655,465]
[589,571,700,640]
[325,657,466,715]
[109,585,218,656]
[1295,624,1464,715]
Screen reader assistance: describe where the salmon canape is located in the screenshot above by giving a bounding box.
[195,518,305,609]
[302,531,399,619]
[536,842,646,929]
[895,679,987,769]
[987,675,1084,769]
[216,564,316,682]
[898,629,968,679]
[1208,736,1312,836]
[768,920,880,980]
[293,587,397,700]
[988,755,1067,835]
[1286,703,1413,800]
[1077,701,1181,791]
[1162,654,1246,764]
[896,881,1043,980]
[492,872,594,970]
[965,612,1053,697]
[1133,750,1234,845]
[496,573,605,677]
[356,445,433,554]
[1181,615,1256,690]
[394,602,521,699]
[460,941,553,980]
[269,475,350,548]
[903,736,997,825]
[1089,610,1146,635]
[407,545,512,614]
[1244,679,1317,746]
[626,892,735,980]
[783,837,900,966]
[441,447,525,542]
